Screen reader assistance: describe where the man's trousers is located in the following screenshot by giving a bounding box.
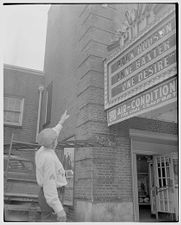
[38,186,65,222]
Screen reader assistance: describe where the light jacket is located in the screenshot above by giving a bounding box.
[35,123,67,214]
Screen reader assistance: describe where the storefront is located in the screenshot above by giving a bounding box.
[104,5,178,222]
[130,129,178,221]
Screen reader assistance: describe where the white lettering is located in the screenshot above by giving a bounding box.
[164,40,170,51]
[143,70,149,79]
[140,96,145,105]
[136,59,141,69]
[109,110,116,122]
[138,72,143,82]
[148,67,154,76]
[146,94,151,104]
[125,67,130,76]
[157,60,164,71]
[141,56,146,65]
[162,85,169,96]
[147,53,152,61]
[169,80,176,93]
[127,80,132,88]
[165,23,172,34]
[122,82,127,91]
[163,56,169,67]
[153,33,159,42]
[153,89,159,99]
[135,98,141,107]
[159,86,163,98]
[117,105,127,115]
[131,100,136,109]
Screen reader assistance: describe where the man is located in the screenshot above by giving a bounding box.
[35,110,69,222]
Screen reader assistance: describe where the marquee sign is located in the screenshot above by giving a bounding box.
[107,77,177,126]
[104,9,176,111]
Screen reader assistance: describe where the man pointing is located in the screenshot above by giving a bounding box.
[35,111,69,222]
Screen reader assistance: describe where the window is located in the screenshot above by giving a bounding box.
[4,96,24,126]
[43,81,53,126]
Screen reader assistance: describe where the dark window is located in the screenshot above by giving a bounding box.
[43,81,53,126]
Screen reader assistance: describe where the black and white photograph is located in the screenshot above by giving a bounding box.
[3,1,178,222]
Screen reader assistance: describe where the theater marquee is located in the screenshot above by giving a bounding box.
[107,77,177,126]
[104,9,176,111]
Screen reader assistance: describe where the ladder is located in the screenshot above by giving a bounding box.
[4,133,41,221]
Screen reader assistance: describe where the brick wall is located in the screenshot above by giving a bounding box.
[74,4,117,203]
[4,64,44,144]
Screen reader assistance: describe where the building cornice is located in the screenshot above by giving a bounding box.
[4,64,44,77]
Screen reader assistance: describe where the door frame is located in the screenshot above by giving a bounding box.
[130,129,177,222]
[131,145,153,221]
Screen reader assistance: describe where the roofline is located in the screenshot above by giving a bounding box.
[4,64,44,77]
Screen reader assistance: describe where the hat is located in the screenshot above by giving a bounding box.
[37,128,57,148]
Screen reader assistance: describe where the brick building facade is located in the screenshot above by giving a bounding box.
[4,64,44,144]
[41,4,178,222]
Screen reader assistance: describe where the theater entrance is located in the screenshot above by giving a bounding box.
[137,153,178,222]
[130,129,178,222]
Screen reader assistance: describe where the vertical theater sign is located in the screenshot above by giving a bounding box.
[104,6,176,126]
